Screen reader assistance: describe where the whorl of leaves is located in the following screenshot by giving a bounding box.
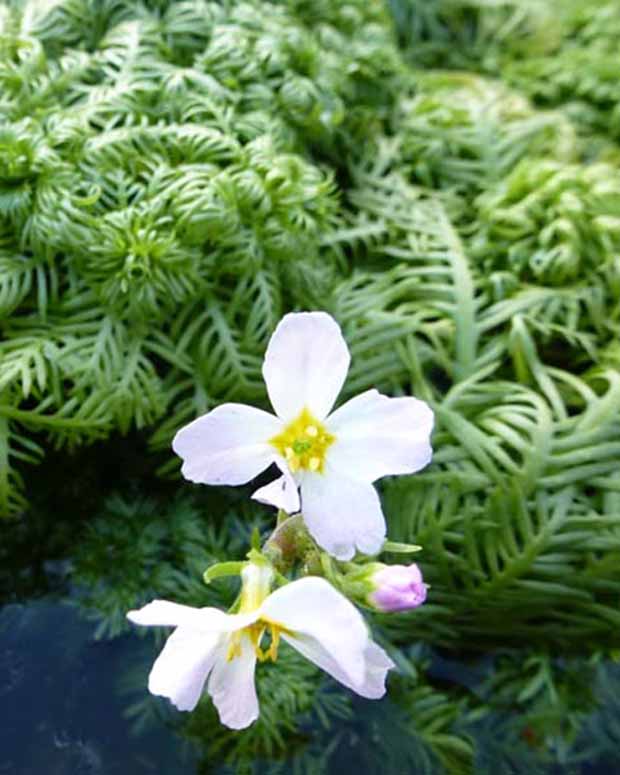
[1,0,618,647]
[389,0,620,140]
[0,0,399,513]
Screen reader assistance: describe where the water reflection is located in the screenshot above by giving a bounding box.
[0,601,195,775]
[2,596,619,774]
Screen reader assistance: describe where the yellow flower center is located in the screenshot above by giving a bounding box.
[269,407,335,473]
[226,620,287,663]
[226,562,290,663]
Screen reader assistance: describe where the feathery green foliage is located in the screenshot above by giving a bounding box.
[2,0,620,771]
[0,0,398,514]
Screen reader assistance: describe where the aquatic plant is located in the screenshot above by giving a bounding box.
[0,0,399,514]
[2,0,620,771]
[125,310,433,730]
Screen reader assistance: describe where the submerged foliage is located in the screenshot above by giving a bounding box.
[2,0,620,771]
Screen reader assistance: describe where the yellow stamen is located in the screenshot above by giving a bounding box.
[226,564,290,665]
[266,626,281,661]
[255,623,285,662]
[270,407,335,473]
[226,632,243,662]
[227,623,286,663]
[284,447,300,472]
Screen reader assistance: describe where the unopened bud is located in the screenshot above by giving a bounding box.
[368,564,427,612]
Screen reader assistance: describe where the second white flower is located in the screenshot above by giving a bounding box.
[127,563,394,729]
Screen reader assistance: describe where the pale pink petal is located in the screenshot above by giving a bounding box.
[282,635,394,699]
[354,641,395,699]
[260,577,368,685]
[299,470,386,560]
[251,456,300,513]
[207,633,259,730]
[148,627,222,711]
[127,600,257,633]
[172,403,282,485]
[128,600,215,629]
[262,312,350,422]
[326,390,434,482]
[238,562,274,612]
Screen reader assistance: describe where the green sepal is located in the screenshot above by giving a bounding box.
[273,570,290,588]
[246,547,269,565]
[203,561,245,584]
[250,526,262,550]
[382,540,423,554]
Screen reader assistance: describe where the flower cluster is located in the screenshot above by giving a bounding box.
[128,312,434,729]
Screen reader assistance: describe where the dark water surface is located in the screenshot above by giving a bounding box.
[0,600,196,775]
[2,592,619,775]
[3,447,618,774]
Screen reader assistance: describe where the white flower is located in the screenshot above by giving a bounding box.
[173,311,434,560]
[127,563,394,730]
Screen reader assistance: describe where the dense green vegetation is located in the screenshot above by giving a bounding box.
[1,0,619,771]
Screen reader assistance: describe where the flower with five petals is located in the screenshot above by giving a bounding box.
[127,563,394,729]
[173,312,434,560]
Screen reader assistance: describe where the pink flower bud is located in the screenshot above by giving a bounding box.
[368,564,427,612]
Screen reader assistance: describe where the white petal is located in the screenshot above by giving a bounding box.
[282,635,393,699]
[354,641,395,699]
[128,600,211,629]
[251,456,300,513]
[172,403,282,485]
[207,633,259,730]
[260,577,368,685]
[299,470,386,560]
[326,390,434,482]
[148,627,222,711]
[127,600,258,633]
[262,312,350,422]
